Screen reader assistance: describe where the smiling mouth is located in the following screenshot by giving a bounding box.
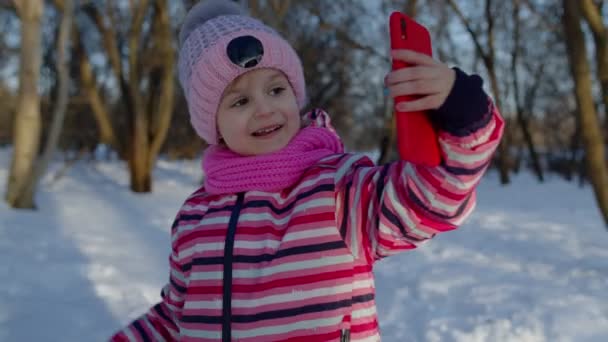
[252,124,283,137]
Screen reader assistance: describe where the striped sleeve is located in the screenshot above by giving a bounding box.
[109,205,195,341]
[335,102,504,261]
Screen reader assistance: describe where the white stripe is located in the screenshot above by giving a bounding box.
[436,166,483,190]
[189,255,353,280]
[352,305,377,319]
[378,220,404,241]
[181,194,235,211]
[405,163,458,213]
[440,117,496,150]
[186,283,354,309]
[179,241,223,260]
[169,290,183,304]
[173,215,231,244]
[451,198,476,226]
[171,267,186,283]
[439,119,497,163]
[442,141,497,165]
[237,197,334,226]
[349,167,374,258]
[232,315,344,338]
[385,179,431,239]
[184,297,221,310]
[123,326,137,341]
[335,154,364,182]
[143,317,166,341]
[180,327,221,339]
[180,237,285,259]
[353,278,373,290]
[366,182,379,254]
[181,228,346,259]
[282,226,337,242]
[356,334,382,342]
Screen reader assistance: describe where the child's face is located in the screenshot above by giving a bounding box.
[217,68,301,156]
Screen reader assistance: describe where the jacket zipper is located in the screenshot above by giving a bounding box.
[222,193,245,342]
[340,328,350,342]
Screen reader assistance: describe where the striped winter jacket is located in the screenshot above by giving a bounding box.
[111,77,504,342]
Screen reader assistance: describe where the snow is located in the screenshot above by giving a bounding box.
[1,147,607,342]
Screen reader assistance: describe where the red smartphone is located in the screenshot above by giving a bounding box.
[389,11,441,166]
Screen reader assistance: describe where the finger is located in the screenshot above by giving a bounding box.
[389,79,443,98]
[391,49,437,66]
[396,94,443,112]
[386,66,441,85]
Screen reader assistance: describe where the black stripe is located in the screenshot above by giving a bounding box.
[175,184,334,229]
[340,181,353,240]
[182,294,375,325]
[375,164,391,229]
[173,205,238,230]
[407,186,471,220]
[376,164,390,202]
[231,298,353,323]
[132,320,152,342]
[231,294,375,323]
[153,304,172,326]
[170,276,187,294]
[353,293,375,303]
[188,240,347,267]
[223,193,245,342]
[181,314,222,324]
[380,203,426,242]
[441,160,490,176]
[243,183,334,214]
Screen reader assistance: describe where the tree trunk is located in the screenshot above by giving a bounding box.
[20,0,73,206]
[5,0,44,209]
[579,0,608,141]
[146,0,175,173]
[562,0,608,228]
[128,0,151,193]
[74,29,117,150]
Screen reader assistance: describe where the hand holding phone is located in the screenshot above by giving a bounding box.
[389,11,442,166]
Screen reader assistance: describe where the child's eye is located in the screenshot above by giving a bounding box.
[231,97,248,107]
[270,87,285,96]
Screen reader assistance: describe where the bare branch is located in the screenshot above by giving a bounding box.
[580,0,605,37]
[445,0,490,64]
[306,5,386,60]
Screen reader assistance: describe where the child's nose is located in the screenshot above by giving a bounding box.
[253,101,273,117]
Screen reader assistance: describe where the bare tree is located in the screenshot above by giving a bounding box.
[511,0,544,181]
[81,0,175,192]
[18,0,74,206]
[562,0,608,228]
[5,0,43,208]
[579,0,608,139]
[72,26,117,149]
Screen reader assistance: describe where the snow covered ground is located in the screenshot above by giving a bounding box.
[1,147,607,342]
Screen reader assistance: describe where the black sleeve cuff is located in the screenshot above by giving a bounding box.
[431,67,490,136]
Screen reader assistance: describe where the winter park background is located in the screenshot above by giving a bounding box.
[1,147,607,342]
[3,0,608,341]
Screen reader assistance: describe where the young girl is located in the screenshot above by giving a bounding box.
[111,0,503,341]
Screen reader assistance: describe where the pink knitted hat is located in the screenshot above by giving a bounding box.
[178,0,307,145]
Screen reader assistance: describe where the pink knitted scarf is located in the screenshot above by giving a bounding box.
[202,110,344,194]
